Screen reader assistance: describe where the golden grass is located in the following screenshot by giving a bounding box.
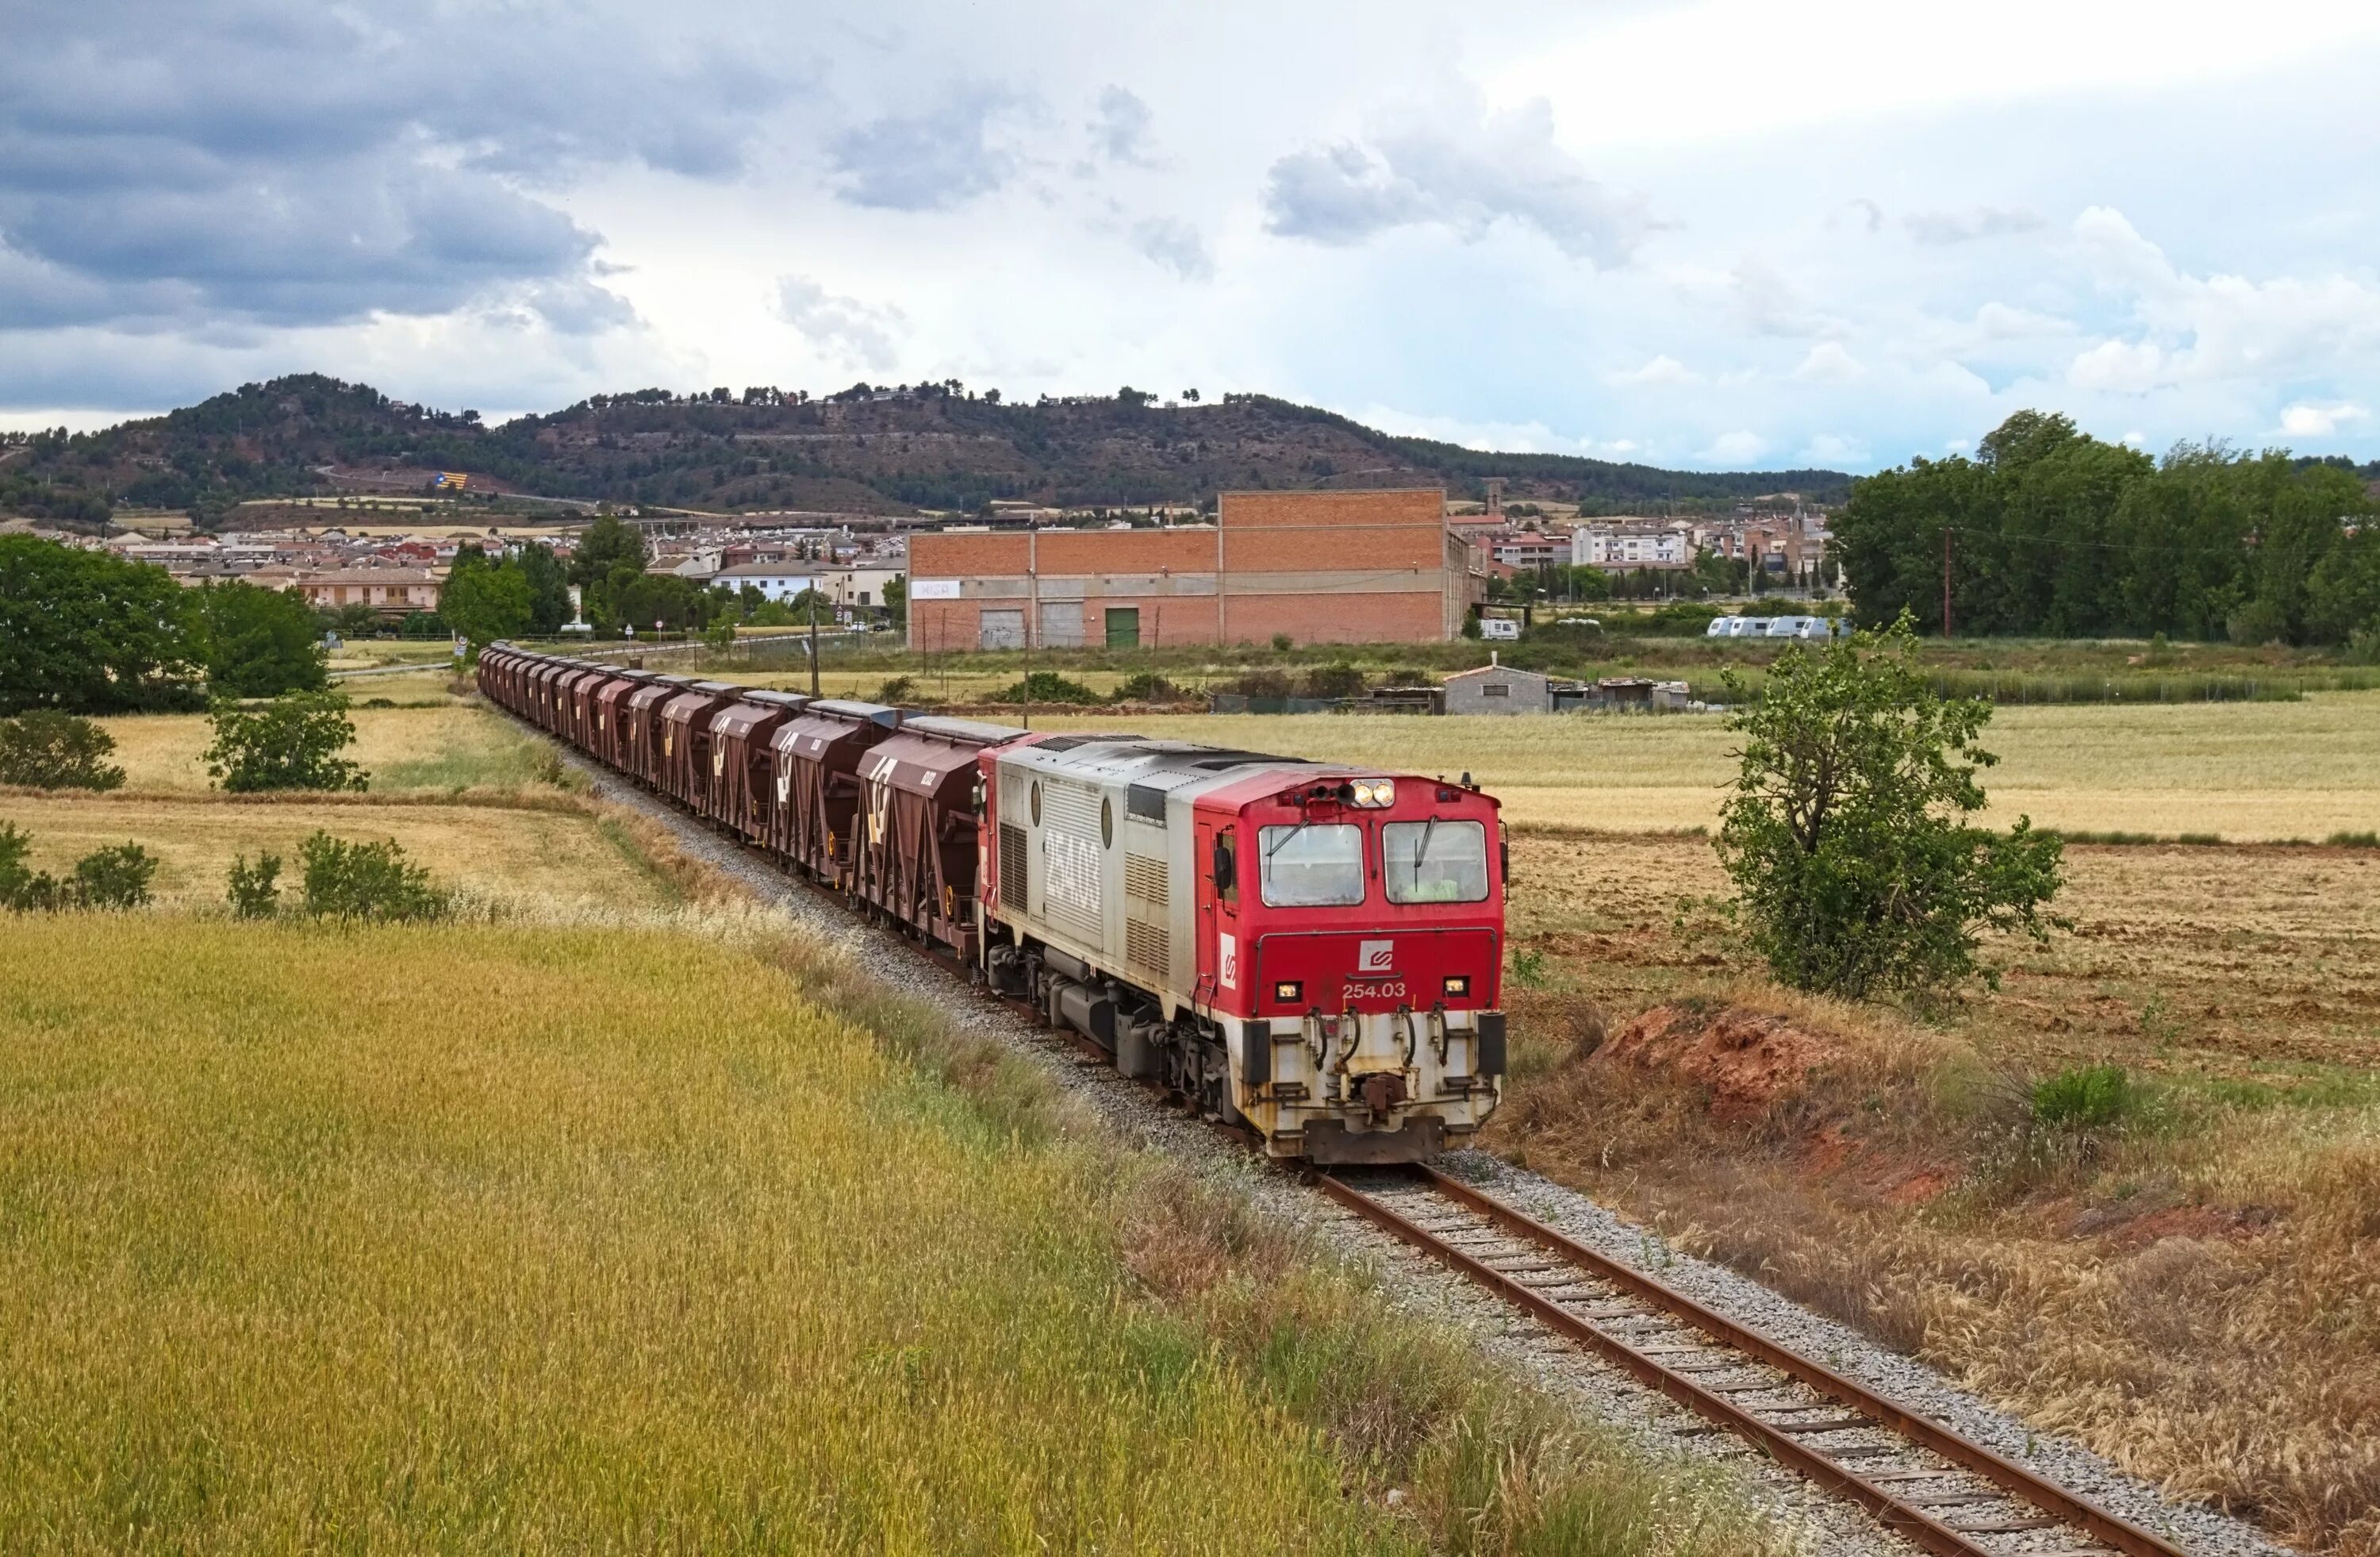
[1040,693,2380,840]
[1491,828,2380,1555]
[96,702,551,795]
[0,793,659,914]
[0,913,1780,1555]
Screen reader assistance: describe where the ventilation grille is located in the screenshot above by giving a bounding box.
[1126,918,1169,977]
[999,823,1027,913]
[1123,852,1168,903]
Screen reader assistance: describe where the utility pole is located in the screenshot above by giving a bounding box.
[807,582,820,697]
[1941,528,1953,640]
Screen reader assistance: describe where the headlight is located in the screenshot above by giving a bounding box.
[1443,975,1470,998]
[1351,780,1395,808]
[1274,981,1303,1003]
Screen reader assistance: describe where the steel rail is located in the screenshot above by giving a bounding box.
[1319,1167,2187,1557]
[485,690,2184,1557]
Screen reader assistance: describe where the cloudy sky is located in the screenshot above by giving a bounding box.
[7,0,2380,471]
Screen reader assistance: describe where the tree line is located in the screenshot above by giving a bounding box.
[1834,412,2380,645]
[1,536,331,713]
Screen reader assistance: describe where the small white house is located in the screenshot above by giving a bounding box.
[713,563,820,602]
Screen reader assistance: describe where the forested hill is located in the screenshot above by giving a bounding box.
[1,375,1851,530]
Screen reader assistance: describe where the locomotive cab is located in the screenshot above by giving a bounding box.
[1196,772,1505,1162]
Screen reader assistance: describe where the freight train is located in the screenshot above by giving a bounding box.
[477,645,1508,1163]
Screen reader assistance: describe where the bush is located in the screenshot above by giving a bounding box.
[0,821,57,909]
[1299,661,1368,700]
[1270,632,1293,652]
[993,671,1102,705]
[68,843,156,910]
[1110,671,1188,705]
[873,675,919,705]
[205,690,368,793]
[1714,616,2066,998]
[0,710,126,790]
[298,832,450,922]
[2031,1063,2141,1130]
[227,852,282,919]
[0,823,155,911]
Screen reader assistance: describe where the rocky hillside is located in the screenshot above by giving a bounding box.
[4,375,1856,529]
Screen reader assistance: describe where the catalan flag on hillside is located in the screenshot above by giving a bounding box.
[433,471,469,490]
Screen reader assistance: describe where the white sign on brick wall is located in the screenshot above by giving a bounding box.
[910,579,960,600]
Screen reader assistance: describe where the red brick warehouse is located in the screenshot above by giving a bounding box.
[904,488,1480,649]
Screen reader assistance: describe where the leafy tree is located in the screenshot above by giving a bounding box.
[514,543,571,632]
[881,574,908,632]
[191,579,329,697]
[1714,617,2065,998]
[0,711,126,790]
[569,514,647,586]
[204,690,369,793]
[440,562,535,647]
[0,537,202,713]
[298,832,449,921]
[227,852,283,918]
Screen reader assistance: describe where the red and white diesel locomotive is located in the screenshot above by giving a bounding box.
[478,644,1508,1163]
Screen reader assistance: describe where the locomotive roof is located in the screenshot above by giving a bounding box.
[1003,735,1342,782]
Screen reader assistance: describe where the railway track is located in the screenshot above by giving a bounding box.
[1321,1166,2187,1557]
[530,725,2209,1557]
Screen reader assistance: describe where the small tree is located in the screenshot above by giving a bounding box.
[298,832,450,922]
[1714,617,2064,998]
[68,843,155,909]
[205,691,368,794]
[0,821,58,909]
[0,711,126,790]
[227,852,283,918]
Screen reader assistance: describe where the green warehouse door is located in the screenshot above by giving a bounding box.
[1104,607,1141,648]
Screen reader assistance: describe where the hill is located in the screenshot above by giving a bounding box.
[1,375,1855,530]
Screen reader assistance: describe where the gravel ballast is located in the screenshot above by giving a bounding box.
[566,753,2298,1557]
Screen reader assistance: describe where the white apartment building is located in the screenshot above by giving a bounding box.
[1572,522,1689,571]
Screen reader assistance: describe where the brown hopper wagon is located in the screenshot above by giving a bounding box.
[620,676,695,789]
[658,682,746,813]
[590,670,653,768]
[765,699,899,887]
[851,715,1025,959]
[708,690,810,843]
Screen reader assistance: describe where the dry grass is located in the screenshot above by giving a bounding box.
[96,702,555,796]
[1041,693,2380,840]
[0,912,1784,1556]
[0,793,652,915]
[1491,828,2380,1555]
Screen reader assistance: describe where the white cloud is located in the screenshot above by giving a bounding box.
[1699,430,1769,465]
[1130,217,1212,282]
[1791,341,1865,383]
[1263,91,1653,266]
[1800,432,1870,465]
[770,275,905,371]
[2070,206,2380,390]
[1902,206,2047,245]
[2067,336,2168,393]
[2280,401,2367,438]
[1608,353,1702,387]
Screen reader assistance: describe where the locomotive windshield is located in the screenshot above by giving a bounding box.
[1384,819,1490,904]
[1258,823,1365,906]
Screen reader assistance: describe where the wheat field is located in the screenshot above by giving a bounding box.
[94,703,553,795]
[0,917,1405,1551]
[1041,693,2380,840]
